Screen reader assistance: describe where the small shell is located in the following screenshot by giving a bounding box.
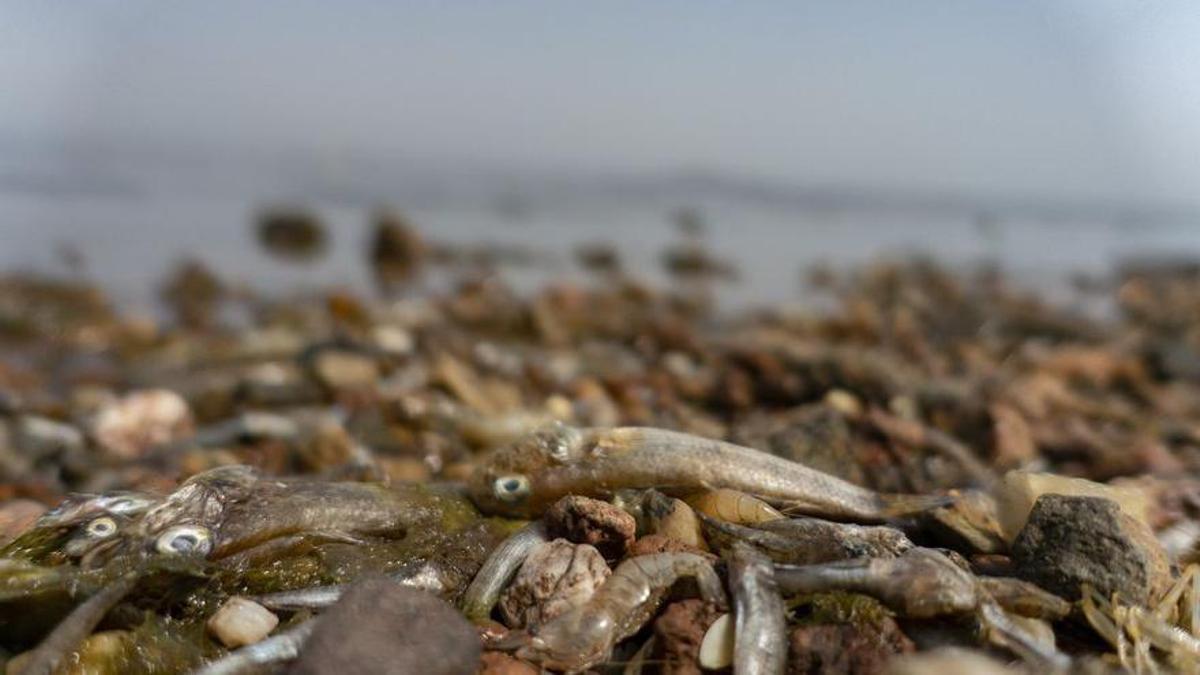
[207,597,280,648]
[91,389,193,459]
[698,613,734,670]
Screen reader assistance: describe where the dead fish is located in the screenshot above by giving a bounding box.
[470,424,950,520]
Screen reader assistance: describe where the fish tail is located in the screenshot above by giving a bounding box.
[879,492,956,518]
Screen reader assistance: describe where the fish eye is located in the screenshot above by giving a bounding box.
[154,525,213,557]
[493,474,531,502]
[84,517,118,539]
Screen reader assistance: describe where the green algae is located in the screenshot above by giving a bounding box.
[788,591,894,628]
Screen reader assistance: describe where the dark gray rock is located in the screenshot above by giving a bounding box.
[289,576,479,675]
[1012,494,1170,605]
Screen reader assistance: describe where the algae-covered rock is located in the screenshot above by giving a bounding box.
[786,592,913,675]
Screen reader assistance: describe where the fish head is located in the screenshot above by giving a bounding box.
[34,491,156,529]
[60,514,126,563]
[468,422,585,517]
[135,465,258,542]
[4,492,160,566]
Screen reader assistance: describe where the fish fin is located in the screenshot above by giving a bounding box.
[880,492,956,518]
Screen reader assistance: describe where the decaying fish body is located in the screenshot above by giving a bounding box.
[775,547,1071,669]
[0,465,493,659]
[461,521,548,621]
[470,424,950,520]
[700,513,912,565]
[776,547,979,618]
[2,492,159,567]
[66,466,484,567]
[728,541,787,675]
[207,480,478,562]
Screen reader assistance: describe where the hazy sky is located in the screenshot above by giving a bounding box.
[2,1,1199,205]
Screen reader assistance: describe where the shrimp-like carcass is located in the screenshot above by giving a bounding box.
[470,424,950,520]
[514,552,727,671]
[687,489,785,525]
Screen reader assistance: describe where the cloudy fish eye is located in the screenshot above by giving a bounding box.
[84,516,118,538]
[155,525,213,557]
[493,474,531,502]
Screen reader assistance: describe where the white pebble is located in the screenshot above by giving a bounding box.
[92,389,193,459]
[207,596,279,648]
[698,613,734,670]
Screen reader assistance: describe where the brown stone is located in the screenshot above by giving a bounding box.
[652,599,724,675]
[788,620,914,675]
[544,495,636,559]
[0,498,46,544]
[990,403,1036,468]
[627,533,713,559]
[477,652,539,675]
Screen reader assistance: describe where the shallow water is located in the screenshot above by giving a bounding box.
[2,147,1198,314]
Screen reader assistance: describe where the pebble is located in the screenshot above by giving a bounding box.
[371,325,415,357]
[477,652,539,675]
[195,412,299,445]
[544,495,636,559]
[310,350,381,391]
[370,209,427,286]
[788,619,914,675]
[498,539,610,629]
[989,403,1037,468]
[653,599,726,675]
[0,498,46,543]
[696,611,733,671]
[207,596,280,648]
[256,207,326,260]
[885,648,1022,675]
[15,415,84,459]
[1012,494,1171,604]
[627,533,712,559]
[91,389,193,459]
[642,492,709,552]
[995,470,1150,543]
[289,577,478,675]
